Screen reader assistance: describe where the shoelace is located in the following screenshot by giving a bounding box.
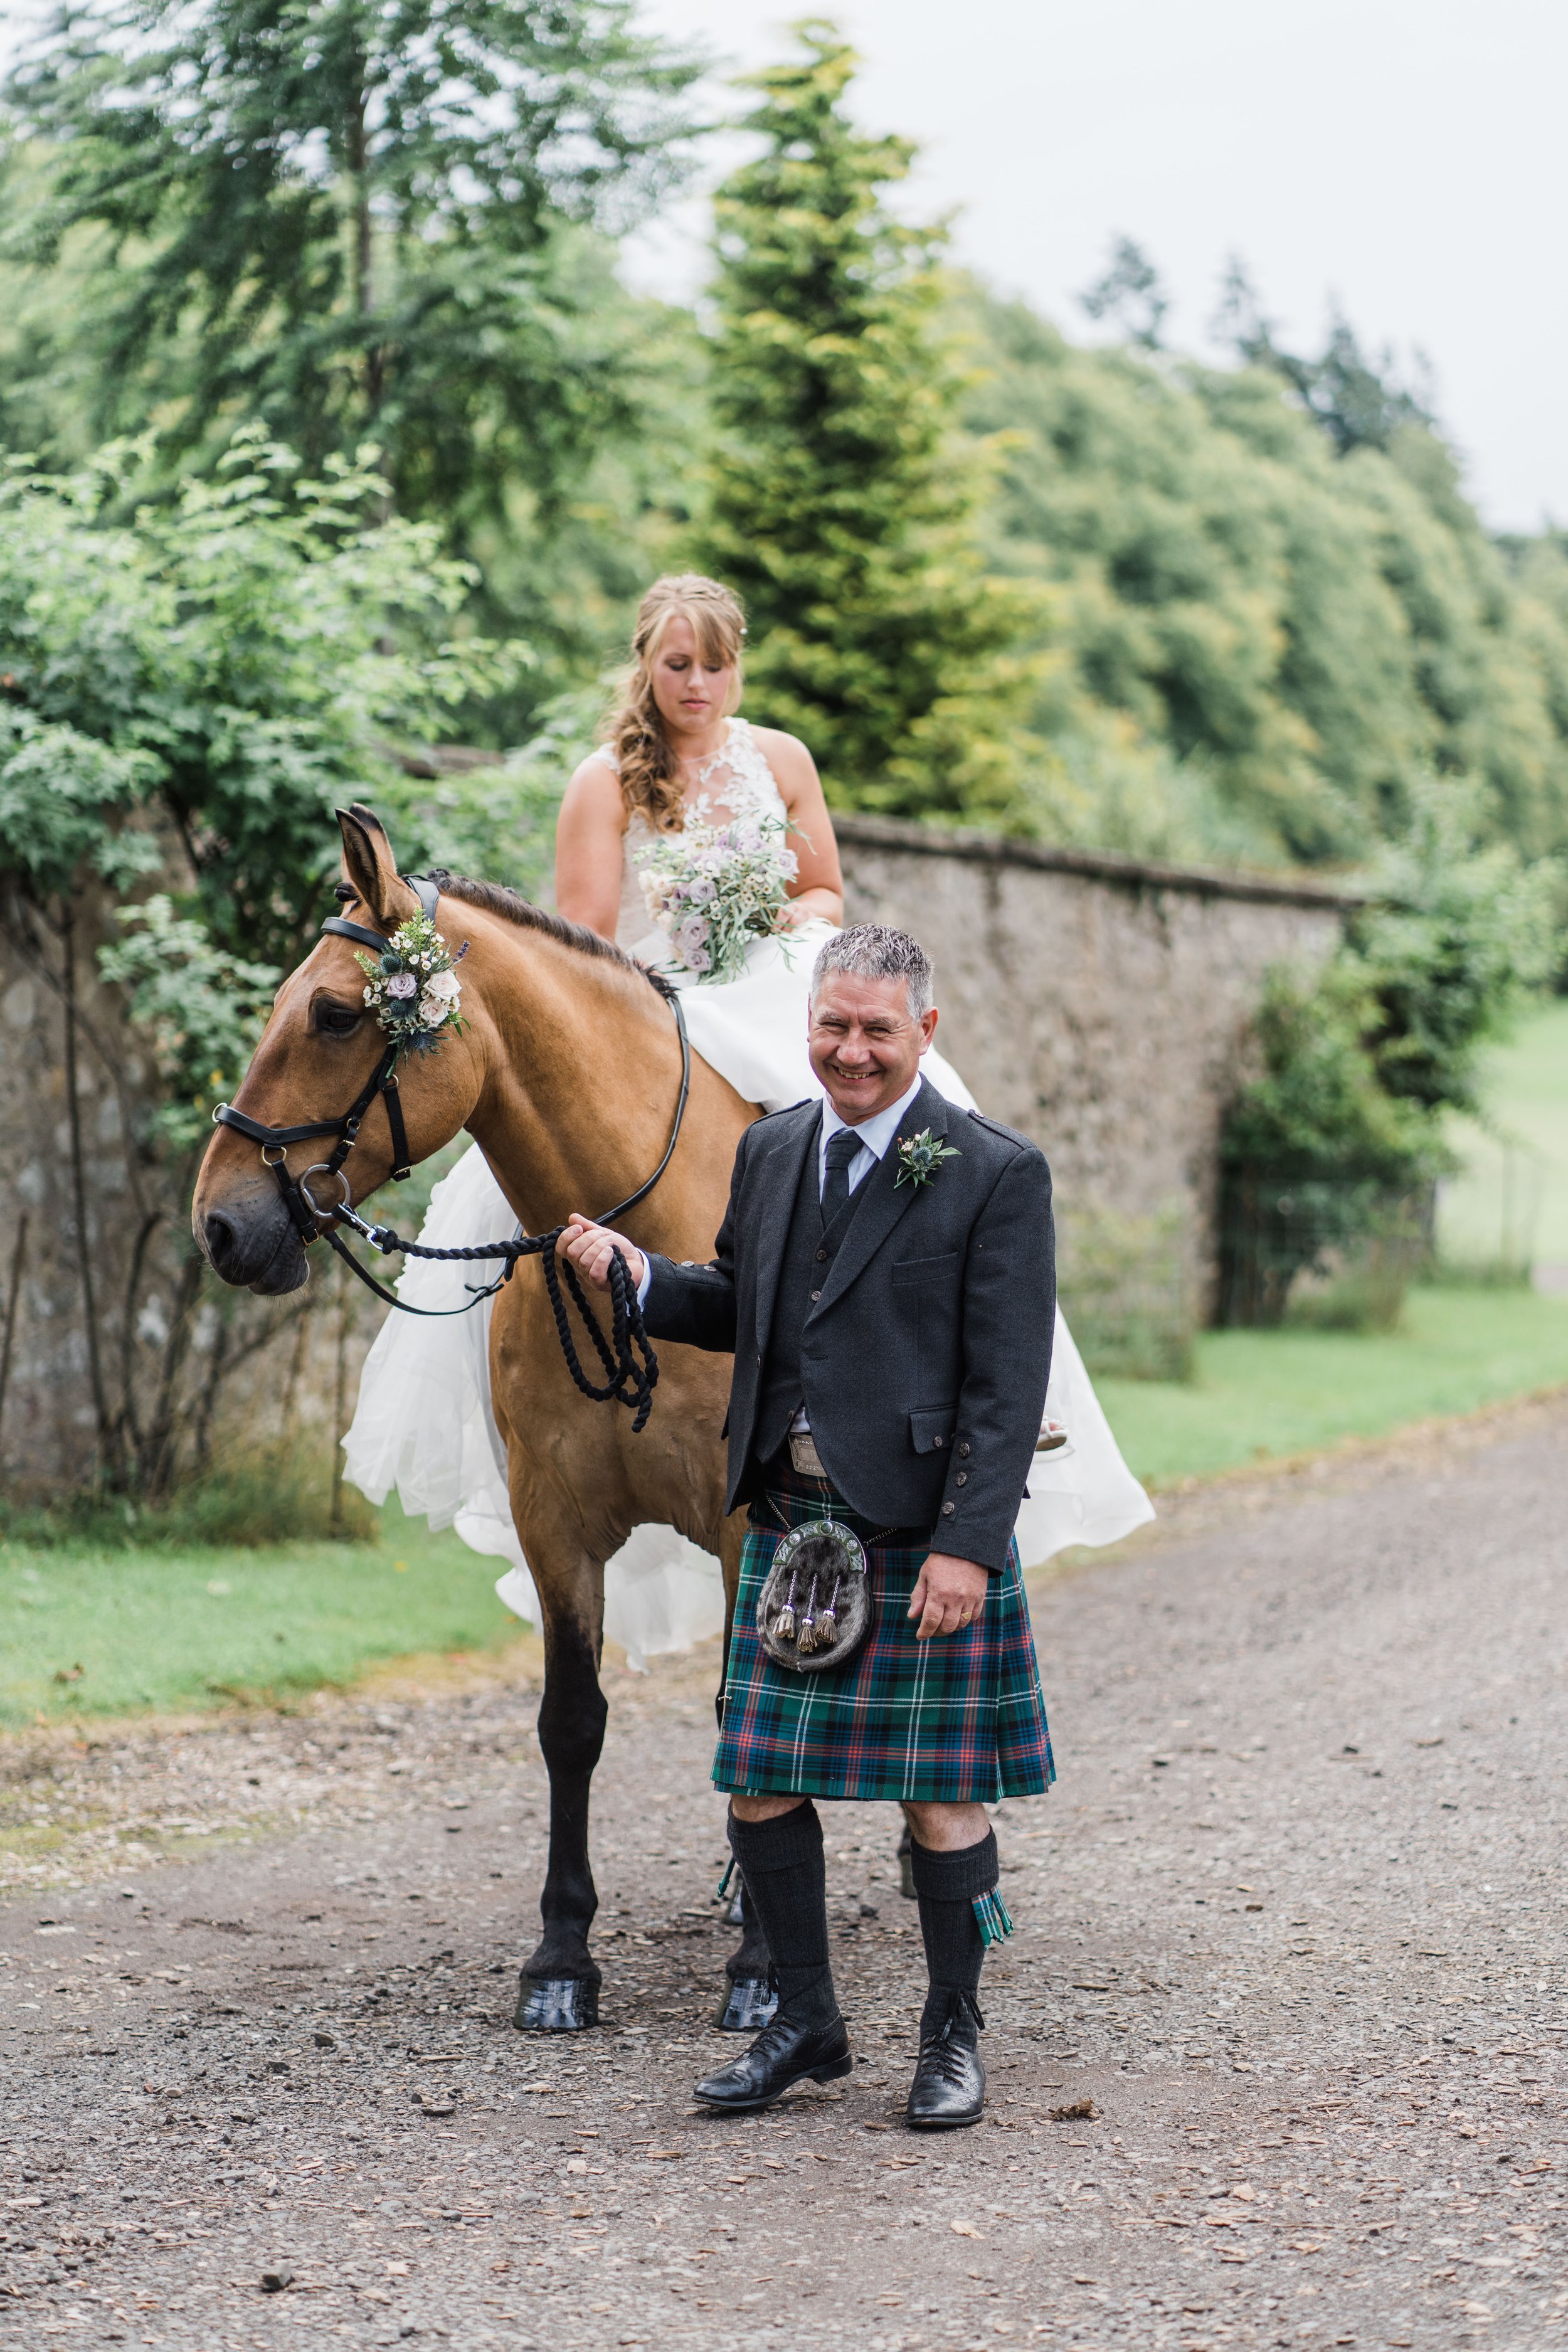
[918,1991,986,2077]
[735,2011,831,2071]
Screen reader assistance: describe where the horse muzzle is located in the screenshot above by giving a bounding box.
[195,1190,311,1295]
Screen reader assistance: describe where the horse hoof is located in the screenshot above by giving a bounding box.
[713,1975,778,2033]
[514,1975,600,2032]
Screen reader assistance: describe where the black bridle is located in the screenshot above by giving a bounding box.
[212,876,691,1432]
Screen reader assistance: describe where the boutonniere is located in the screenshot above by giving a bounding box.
[895,1128,961,1189]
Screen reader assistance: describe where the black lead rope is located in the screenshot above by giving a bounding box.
[213,878,692,1434]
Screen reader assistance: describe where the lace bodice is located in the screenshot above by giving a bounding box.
[600,716,790,952]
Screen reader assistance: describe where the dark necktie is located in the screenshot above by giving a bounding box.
[822,1128,862,1224]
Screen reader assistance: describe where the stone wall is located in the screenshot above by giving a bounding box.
[835,817,1359,1313]
[0,825,1358,1490]
[0,884,359,1494]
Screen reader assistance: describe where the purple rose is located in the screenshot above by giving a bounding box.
[386,971,418,999]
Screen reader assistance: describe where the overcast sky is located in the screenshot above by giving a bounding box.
[631,0,1567,532]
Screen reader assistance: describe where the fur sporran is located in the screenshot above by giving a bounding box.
[755,1519,872,1675]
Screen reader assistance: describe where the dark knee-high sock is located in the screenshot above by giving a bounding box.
[726,1803,839,2030]
[910,1828,1000,2037]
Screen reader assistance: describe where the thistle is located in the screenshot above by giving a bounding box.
[895,1128,960,1190]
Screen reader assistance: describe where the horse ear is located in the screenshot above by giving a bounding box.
[337,805,416,931]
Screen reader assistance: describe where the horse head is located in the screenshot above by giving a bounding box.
[192,805,486,1295]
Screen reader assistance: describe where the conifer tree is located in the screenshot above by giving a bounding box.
[699,19,1035,820]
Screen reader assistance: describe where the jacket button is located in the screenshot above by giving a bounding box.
[957,1441,971,1458]
[810,1289,821,1301]
[941,1501,956,1517]
[955,1471,968,1487]
[815,1249,827,1263]
[933,1433,943,1447]
[755,1353,762,1366]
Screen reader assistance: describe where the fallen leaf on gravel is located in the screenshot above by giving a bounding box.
[1049,2099,1096,2122]
[565,2159,588,2175]
[385,2264,409,2278]
[1288,2241,1323,2254]
[950,2220,983,2239]
[1230,2185,1256,2202]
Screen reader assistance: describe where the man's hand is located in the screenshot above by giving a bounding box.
[558,1213,645,1293]
[907,1551,990,1641]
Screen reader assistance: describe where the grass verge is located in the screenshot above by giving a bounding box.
[0,1496,521,1728]
[1097,1279,1568,1488]
[8,1281,1568,1726]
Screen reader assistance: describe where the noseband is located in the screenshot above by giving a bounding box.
[212,876,692,1431]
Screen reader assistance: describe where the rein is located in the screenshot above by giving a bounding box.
[213,877,691,1433]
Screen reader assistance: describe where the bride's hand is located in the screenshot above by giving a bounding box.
[777,886,839,931]
[558,1214,646,1292]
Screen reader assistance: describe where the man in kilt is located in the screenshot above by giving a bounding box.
[561,925,1054,2128]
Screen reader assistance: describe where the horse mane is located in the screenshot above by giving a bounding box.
[425,870,677,1002]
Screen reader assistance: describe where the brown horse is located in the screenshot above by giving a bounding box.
[193,805,770,2028]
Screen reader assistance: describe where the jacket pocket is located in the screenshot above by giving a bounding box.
[909,1404,958,1455]
[892,1251,960,1285]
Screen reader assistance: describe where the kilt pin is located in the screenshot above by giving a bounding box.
[715,1454,1055,1803]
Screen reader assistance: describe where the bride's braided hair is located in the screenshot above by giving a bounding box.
[605,575,746,833]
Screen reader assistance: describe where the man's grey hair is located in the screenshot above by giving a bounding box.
[810,924,935,1019]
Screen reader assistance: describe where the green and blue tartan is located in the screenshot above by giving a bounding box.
[712,1457,1056,1804]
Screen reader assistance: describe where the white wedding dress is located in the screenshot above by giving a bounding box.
[343,719,1153,1665]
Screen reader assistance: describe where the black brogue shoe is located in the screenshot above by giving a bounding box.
[694,2010,853,2112]
[906,1990,985,2130]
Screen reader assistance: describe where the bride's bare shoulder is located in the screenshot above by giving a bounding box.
[747,724,820,789]
[558,747,625,826]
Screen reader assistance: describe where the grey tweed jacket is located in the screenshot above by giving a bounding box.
[640,1074,1054,1572]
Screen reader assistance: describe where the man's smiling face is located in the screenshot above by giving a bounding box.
[807,970,938,1126]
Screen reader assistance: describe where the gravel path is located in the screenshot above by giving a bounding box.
[3,1400,1565,2352]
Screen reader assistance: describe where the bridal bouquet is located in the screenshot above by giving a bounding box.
[635,811,799,982]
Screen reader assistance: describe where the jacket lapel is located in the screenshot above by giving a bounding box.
[751,1099,822,1359]
[810,1076,951,1320]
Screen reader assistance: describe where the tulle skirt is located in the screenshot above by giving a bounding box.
[342,918,1154,1666]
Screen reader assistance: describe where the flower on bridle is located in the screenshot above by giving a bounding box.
[354,913,467,1059]
[895,1127,960,1189]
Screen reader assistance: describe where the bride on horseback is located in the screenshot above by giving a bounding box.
[344,575,1151,1657]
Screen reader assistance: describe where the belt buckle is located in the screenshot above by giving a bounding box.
[788,1431,827,1479]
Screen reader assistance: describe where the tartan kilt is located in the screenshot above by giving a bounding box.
[712,1456,1056,1804]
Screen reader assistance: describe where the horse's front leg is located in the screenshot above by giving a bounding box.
[512,1516,610,2033]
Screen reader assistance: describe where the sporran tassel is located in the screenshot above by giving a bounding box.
[972,1888,1014,1949]
[812,1574,842,1649]
[797,1576,820,1655]
[773,1568,800,1644]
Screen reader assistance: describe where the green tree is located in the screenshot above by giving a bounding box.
[698,18,1036,820]
[1,0,699,538]
[1079,233,1168,352]
[0,428,523,1492]
[1212,259,1436,458]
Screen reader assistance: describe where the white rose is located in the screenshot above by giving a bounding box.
[423,967,458,1004]
[417,991,450,1027]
